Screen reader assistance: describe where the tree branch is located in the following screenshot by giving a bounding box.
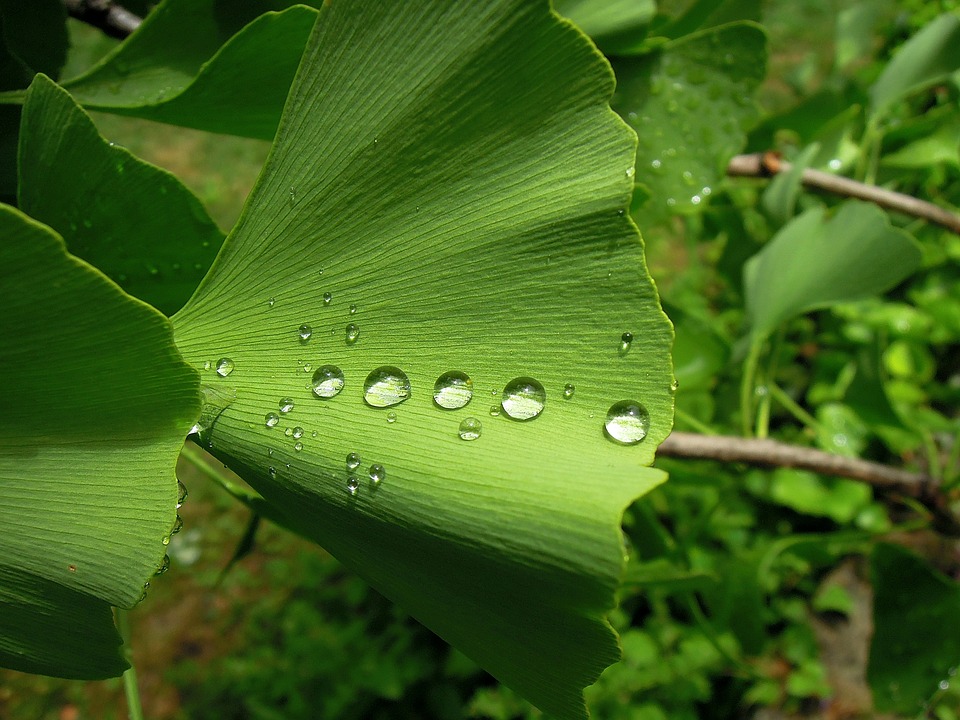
[727,152,960,235]
[64,0,142,40]
[658,431,960,535]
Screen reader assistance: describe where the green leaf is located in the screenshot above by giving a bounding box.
[760,142,819,225]
[612,22,767,220]
[869,12,960,117]
[0,0,68,80]
[768,469,871,524]
[869,543,960,713]
[0,205,199,677]
[554,0,656,54]
[653,0,762,41]
[171,2,673,717]
[52,0,317,139]
[881,111,960,169]
[744,201,922,339]
[18,75,224,316]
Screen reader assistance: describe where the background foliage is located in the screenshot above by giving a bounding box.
[2,0,960,718]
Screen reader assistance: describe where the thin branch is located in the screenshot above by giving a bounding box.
[727,152,960,235]
[64,0,142,40]
[658,431,960,535]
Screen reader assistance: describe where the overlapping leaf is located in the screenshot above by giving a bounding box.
[171,2,673,717]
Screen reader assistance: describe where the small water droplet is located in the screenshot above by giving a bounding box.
[563,383,575,399]
[619,332,633,356]
[458,417,482,440]
[284,427,293,437]
[828,158,842,171]
[311,365,345,398]
[294,441,303,452]
[268,466,277,478]
[171,514,183,535]
[500,377,546,421]
[279,397,295,413]
[604,400,650,445]
[345,323,360,344]
[670,379,679,391]
[265,412,280,428]
[176,479,188,508]
[489,405,501,417]
[433,370,474,409]
[939,679,950,691]
[363,366,411,408]
[155,554,170,576]
[681,170,695,186]
[202,360,212,371]
[349,304,357,315]
[323,292,332,305]
[292,426,304,439]
[369,463,385,486]
[303,363,312,373]
[288,186,297,206]
[650,158,662,171]
[298,324,313,342]
[346,475,360,496]
[690,194,702,205]
[625,166,635,179]
[346,452,361,471]
[386,411,397,423]
[216,358,235,377]
[267,297,275,307]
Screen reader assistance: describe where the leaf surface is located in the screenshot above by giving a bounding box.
[0,206,199,677]
[18,75,224,316]
[171,2,673,718]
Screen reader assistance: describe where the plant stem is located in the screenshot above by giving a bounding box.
[766,382,821,433]
[674,406,717,435]
[117,609,144,720]
[740,336,764,437]
[180,441,263,507]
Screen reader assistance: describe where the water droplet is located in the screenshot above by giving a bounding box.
[216,358,235,377]
[265,412,280,428]
[155,554,170,575]
[386,411,397,423]
[650,158,662,171]
[292,426,304,439]
[681,170,695,186]
[433,370,474,409]
[346,452,362,471]
[670,378,679,391]
[666,197,677,206]
[363,366,411,408]
[267,297,275,307]
[346,475,360,496]
[279,397,295,413]
[828,158,842,171]
[619,332,633,356]
[691,194,702,205]
[288,186,296,206]
[625,166,635,179]
[458,417,482,440]
[303,363,312,373]
[323,292,332,305]
[284,427,293,437]
[345,323,360,344]
[349,304,357,315]
[298,324,313,342]
[369,463,385,486]
[500,377,546,421]
[563,383,576,399]
[202,360,212,371]
[294,441,303,452]
[604,400,650,445]
[176,479,188,508]
[171,514,183,535]
[268,466,277,478]
[489,405,501,417]
[939,679,950,691]
[311,365,345,398]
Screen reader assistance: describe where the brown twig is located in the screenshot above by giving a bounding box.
[727,152,960,235]
[63,0,142,40]
[658,431,960,535]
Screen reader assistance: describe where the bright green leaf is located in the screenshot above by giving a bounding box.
[869,12,960,117]
[768,468,871,524]
[744,201,922,339]
[882,112,960,169]
[811,582,854,616]
[18,75,224,316]
[0,205,199,677]
[612,22,767,220]
[171,2,673,718]
[870,543,960,713]
[554,0,656,54]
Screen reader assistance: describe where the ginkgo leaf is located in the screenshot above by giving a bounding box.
[171,2,673,718]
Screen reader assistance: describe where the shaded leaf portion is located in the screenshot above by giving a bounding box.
[554,0,656,53]
[744,201,922,339]
[59,0,317,139]
[0,206,199,677]
[869,543,960,712]
[18,75,224,316]
[0,0,68,80]
[612,22,767,220]
[172,2,673,717]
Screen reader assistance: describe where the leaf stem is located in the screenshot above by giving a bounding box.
[117,609,144,720]
[674,406,717,435]
[766,382,821,433]
[740,336,764,437]
[180,441,263,507]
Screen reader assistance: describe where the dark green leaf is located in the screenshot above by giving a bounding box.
[554,0,656,54]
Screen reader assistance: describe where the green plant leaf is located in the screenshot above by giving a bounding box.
[171,2,673,717]
[18,75,224,316]
[57,0,319,139]
[554,0,656,54]
[869,12,960,117]
[611,22,767,221]
[744,201,922,339]
[760,143,820,226]
[869,543,960,712]
[0,205,199,677]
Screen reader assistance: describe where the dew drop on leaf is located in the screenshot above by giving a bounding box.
[155,554,170,576]
[215,357,235,377]
[363,366,411,408]
[267,297,275,307]
[268,466,277,478]
[349,304,357,315]
[294,441,303,452]
[346,475,360,496]
[323,292,332,305]
[500,377,546,421]
[298,324,313,342]
[176,479,188,508]
[346,452,361,471]
[563,383,576,399]
[433,370,474,409]
[458,417,482,441]
[279,397,295,413]
[619,332,633,356]
[386,411,397,424]
[489,405,501,417]
[311,365,345,398]
[345,323,360,344]
[603,400,650,445]
[369,463,385,486]
[292,426,304,439]
[265,412,280,428]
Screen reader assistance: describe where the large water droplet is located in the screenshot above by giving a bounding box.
[500,377,545,421]
[369,463,385,486]
[293,441,303,452]
[216,358,235,377]
[346,452,361,471]
[298,324,313,342]
[292,426,304,439]
[619,332,633,356]
[345,323,360,344]
[604,400,650,445]
[311,365,344,398]
[433,370,474,409]
[265,412,280,428]
[458,417,482,440]
[279,397,295,413]
[363,366,411,408]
